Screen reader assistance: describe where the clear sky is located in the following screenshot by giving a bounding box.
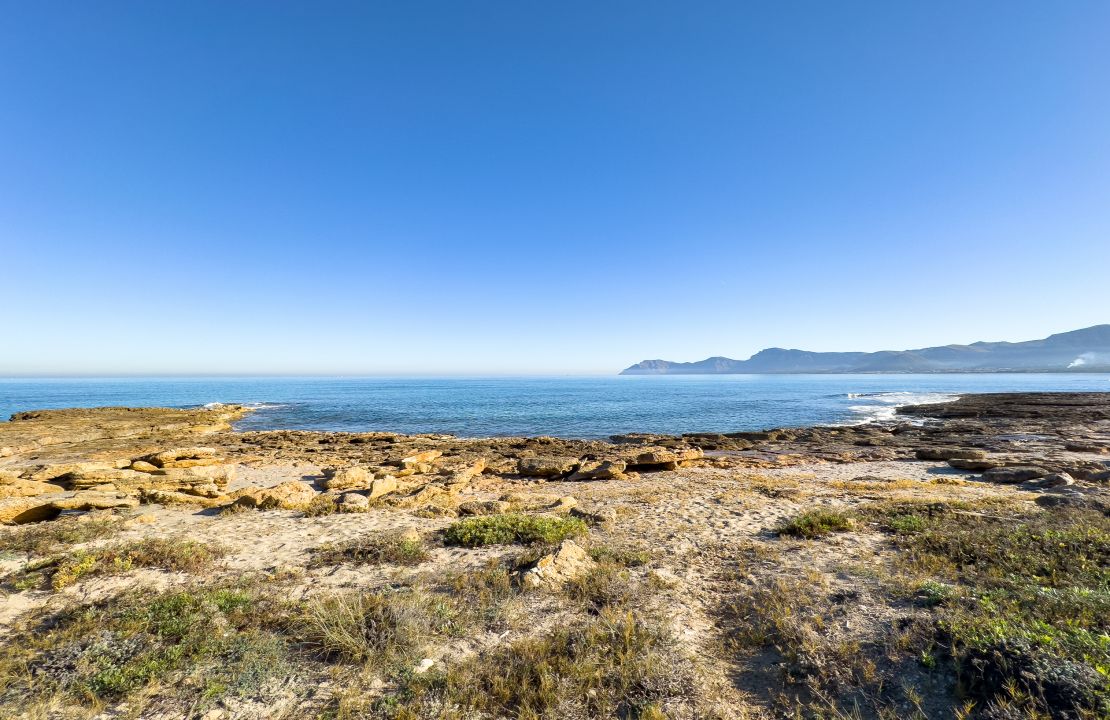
[2,2,1109,375]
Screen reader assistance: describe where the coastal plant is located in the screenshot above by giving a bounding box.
[373,608,698,718]
[0,515,123,557]
[442,513,587,547]
[891,507,1110,716]
[775,509,854,538]
[19,538,225,590]
[298,589,457,666]
[0,582,294,716]
[311,531,428,567]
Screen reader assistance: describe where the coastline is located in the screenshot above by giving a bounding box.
[1,392,1107,717]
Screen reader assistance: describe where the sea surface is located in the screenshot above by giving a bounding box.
[1,374,1108,439]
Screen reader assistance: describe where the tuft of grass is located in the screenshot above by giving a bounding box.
[893,507,1110,716]
[588,543,652,567]
[298,589,456,666]
[775,509,854,538]
[311,532,428,567]
[0,516,123,557]
[0,582,293,716]
[376,608,698,718]
[15,538,225,591]
[442,513,586,547]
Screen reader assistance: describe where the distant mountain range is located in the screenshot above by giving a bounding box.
[620,325,1110,375]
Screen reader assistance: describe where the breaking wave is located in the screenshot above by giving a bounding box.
[842,391,959,424]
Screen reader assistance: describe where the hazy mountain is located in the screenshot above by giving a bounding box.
[620,325,1110,375]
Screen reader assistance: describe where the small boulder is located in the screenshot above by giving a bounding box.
[130,460,160,473]
[368,474,399,499]
[915,448,986,461]
[982,466,1049,484]
[518,540,596,589]
[0,479,66,498]
[231,481,317,510]
[567,460,626,482]
[630,447,703,470]
[1030,472,1075,489]
[948,458,1001,472]
[339,493,370,510]
[322,467,372,491]
[142,447,219,468]
[517,457,579,478]
[570,506,617,524]
[548,496,578,512]
[400,450,442,468]
[458,500,512,516]
[0,497,62,524]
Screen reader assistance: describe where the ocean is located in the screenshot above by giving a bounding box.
[2,374,1108,439]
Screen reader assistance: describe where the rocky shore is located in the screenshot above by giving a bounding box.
[1,393,1107,718]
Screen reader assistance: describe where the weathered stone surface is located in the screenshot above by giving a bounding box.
[0,479,66,498]
[444,458,487,485]
[518,540,596,589]
[948,458,1002,471]
[368,474,399,499]
[1034,491,1110,514]
[148,465,236,486]
[129,460,160,473]
[458,500,511,516]
[568,459,626,481]
[1028,472,1075,489]
[141,489,229,508]
[230,481,317,510]
[982,466,1049,484]
[400,450,442,468]
[1065,442,1109,454]
[570,506,617,524]
[51,492,140,511]
[67,468,153,490]
[629,447,703,469]
[322,466,372,491]
[549,496,577,512]
[517,457,578,478]
[25,462,117,483]
[915,448,987,461]
[339,492,370,509]
[141,447,219,468]
[0,497,62,524]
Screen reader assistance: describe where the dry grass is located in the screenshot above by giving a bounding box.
[311,532,428,567]
[10,537,225,591]
[0,516,123,557]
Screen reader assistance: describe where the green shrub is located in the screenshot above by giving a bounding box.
[443,513,586,547]
[311,532,428,567]
[775,509,854,538]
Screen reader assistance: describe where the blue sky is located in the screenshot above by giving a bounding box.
[2,2,1109,375]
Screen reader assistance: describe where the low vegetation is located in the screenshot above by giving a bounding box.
[0,515,123,557]
[374,608,698,719]
[311,531,428,567]
[0,583,293,716]
[10,538,225,591]
[775,508,855,538]
[443,513,587,547]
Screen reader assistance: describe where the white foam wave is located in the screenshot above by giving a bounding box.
[839,391,959,425]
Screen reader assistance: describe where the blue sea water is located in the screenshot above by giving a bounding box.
[0,375,1107,439]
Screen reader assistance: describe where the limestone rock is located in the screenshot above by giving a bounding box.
[400,450,442,469]
[458,500,511,516]
[549,496,577,512]
[518,540,596,589]
[141,447,219,468]
[0,497,62,524]
[630,447,703,470]
[322,466,372,491]
[517,457,578,478]
[1029,472,1075,489]
[1065,442,1109,454]
[915,448,987,461]
[141,489,229,508]
[25,462,117,483]
[230,481,317,510]
[368,474,399,499]
[339,493,370,510]
[567,459,626,481]
[130,460,159,473]
[51,492,140,511]
[0,479,66,498]
[570,506,617,524]
[982,466,1049,484]
[445,458,487,485]
[948,458,1001,471]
